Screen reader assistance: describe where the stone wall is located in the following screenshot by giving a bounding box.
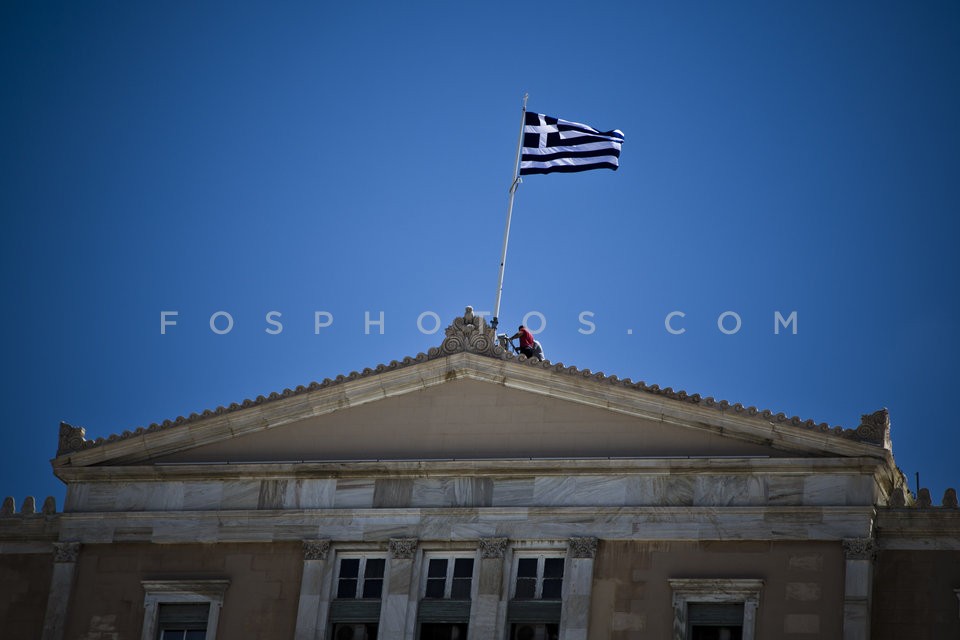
[62,541,302,640]
[871,549,960,639]
[588,540,844,639]
[0,551,54,640]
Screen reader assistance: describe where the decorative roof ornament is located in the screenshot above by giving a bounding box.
[20,496,36,515]
[845,409,890,447]
[58,422,86,457]
[943,488,958,509]
[432,306,506,359]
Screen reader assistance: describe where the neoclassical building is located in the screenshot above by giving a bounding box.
[2,308,958,640]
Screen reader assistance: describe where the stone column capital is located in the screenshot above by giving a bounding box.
[478,537,508,559]
[568,537,598,559]
[842,538,877,560]
[302,539,331,561]
[52,542,80,563]
[388,537,418,560]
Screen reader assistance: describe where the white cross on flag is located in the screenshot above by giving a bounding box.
[519,112,624,175]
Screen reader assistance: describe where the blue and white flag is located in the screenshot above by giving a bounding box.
[519,112,624,175]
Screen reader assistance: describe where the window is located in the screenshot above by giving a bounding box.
[424,557,474,600]
[417,554,475,639]
[668,579,763,640]
[506,554,564,636]
[687,603,743,640]
[514,556,564,600]
[336,556,386,599]
[329,554,386,639]
[331,623,379,640]
[418,623,468,639]
[509,623,559,640]
[140,580,229,640]
[157,603,209,640]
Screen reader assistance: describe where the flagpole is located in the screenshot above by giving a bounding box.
[491,93,528,332]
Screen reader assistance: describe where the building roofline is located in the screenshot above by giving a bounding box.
[54,307,891,462]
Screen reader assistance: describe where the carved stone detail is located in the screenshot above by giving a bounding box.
[20,496,36,515]
[388,537,418,560]
[42,496,57,515]
[1,496,14,516]
[303,539,331,561]
[478,537,508,559]
[943,488,958,509]
[918,488,932,508]
[848,408,888,446]
[842,538,876,560]
[569,536,599,559]
[438,307,505,358]
[58,421,87,456]
[53,541,80,563]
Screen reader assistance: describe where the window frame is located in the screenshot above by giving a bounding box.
[420,552,477,600]
[668,578,763,640]
[509,553,566,601]
[140,579,229,640]
[334,553,387,600]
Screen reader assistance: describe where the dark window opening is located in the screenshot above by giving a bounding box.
[513,556,564,600]
[424,557,474,599]
[690,627,743,640]
[333,623,378,640]
[510,623,559,640]
[515,558,538,599]
[362,559,385,599]
[425,559,448,598]
[541,558,564,599]
[337,557,386,600]
[688,602,744,640]
[157,603,209,640]
[337,558,360,598]
[419,622,468,639]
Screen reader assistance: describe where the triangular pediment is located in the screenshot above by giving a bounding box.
[150,378,785,464]
[53,308,891,471]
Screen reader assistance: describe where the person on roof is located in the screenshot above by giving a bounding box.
[510,325,543,359]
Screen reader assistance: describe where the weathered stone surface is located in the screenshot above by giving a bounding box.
[784,613,820,634]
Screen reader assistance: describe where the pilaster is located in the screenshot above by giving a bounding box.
[381,537,418,639]
[842,538,875,640]
[558,537,597,640]
[294,539,333,640]
[41,541,80,640]
[469,537,508,640]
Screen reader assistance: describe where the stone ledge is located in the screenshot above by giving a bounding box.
[52,505,877,545]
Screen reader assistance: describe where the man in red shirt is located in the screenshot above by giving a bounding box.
[510,325,537,358]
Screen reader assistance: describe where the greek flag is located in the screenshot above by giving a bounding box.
[519,112,624,175]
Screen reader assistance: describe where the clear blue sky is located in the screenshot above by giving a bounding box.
[2,1,958,508]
